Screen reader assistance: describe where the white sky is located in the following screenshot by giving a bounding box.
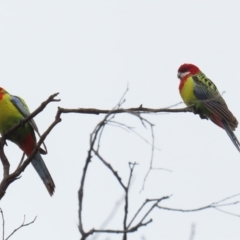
[0,1,240,240]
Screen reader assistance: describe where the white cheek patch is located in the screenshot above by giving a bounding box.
[178,71,190,79]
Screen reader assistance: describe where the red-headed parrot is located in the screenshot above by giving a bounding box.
[0,87,55,195]
[178,63,240,152]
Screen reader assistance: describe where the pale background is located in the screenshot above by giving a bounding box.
[0,1,240,240]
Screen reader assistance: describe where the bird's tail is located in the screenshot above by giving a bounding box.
[31,152,55,196]
[222,120,240,152]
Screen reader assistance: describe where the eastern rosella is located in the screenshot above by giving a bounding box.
[0,87,55,195]
[178,63,240,152]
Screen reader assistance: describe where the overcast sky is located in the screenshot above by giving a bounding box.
[0,1,240,240]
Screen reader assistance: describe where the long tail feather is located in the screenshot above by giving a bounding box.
[222,120,240,152]
[31,152,55,196]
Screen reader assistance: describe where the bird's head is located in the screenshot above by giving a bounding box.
[0,88,8,94]
[0,88,7,100]
[0,88,7,94]
[177,63,200,79]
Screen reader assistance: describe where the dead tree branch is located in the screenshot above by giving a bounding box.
[0,209,4,240]
[73,89,240,239]
[0,208,36,240]
[74,90,202,239]
[157,193,240,215]
[0,88,238,240]
[5,215,37,240]
[57,105,192,116]
[77,89,167,239]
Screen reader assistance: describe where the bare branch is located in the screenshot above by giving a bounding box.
[78,92,127,236]
[78,88,164,239]
[140,119,155,192]
[123,163,137,240]
[0,140,9,178]
[82,219,152,239]
[189,223,196,240]
[91,195,125,240]
[58,105,192,116]
[108,120,161,151]
[5,215,37,240]
[93,150,126,190]
[157,193,240,215]
[214,207,240,217]
[213,193,240,204]
[65,88,239,239]
[0,209,4,240]
[128,196,170,228]
[0,209,36,240]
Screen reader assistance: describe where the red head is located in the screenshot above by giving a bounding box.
[0,88,7,100]
[177,63,200,79]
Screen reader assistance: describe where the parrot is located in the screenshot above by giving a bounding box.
[0,87,55,195]
[177,63,240,152]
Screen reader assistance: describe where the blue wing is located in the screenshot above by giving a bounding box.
[11,95,39,133]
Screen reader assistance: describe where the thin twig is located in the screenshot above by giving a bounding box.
[108,121,161,151]
[214,207,240,217]
[82,219,152,239]
[93,150,126,190]
[5,216,37,240]
[157,193,240,214]
[128,196,170,228]
[91,195,125,240]
[0,209,4,240]
[123,163,137,240]
[213,193,240,204]
[189,223,196,240]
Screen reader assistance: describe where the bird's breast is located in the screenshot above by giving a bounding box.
[179,76,198,106]
[0,95,23,134]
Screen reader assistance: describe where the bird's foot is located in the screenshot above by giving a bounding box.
[192,106,208,120]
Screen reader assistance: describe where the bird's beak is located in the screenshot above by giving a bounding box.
[177,72,181,79]
[177,71,190,79]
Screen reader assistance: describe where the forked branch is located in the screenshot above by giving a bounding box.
[0,208,36,240]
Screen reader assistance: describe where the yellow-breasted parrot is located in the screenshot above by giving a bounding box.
[0,87,55,195]
[178,63,240,152]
